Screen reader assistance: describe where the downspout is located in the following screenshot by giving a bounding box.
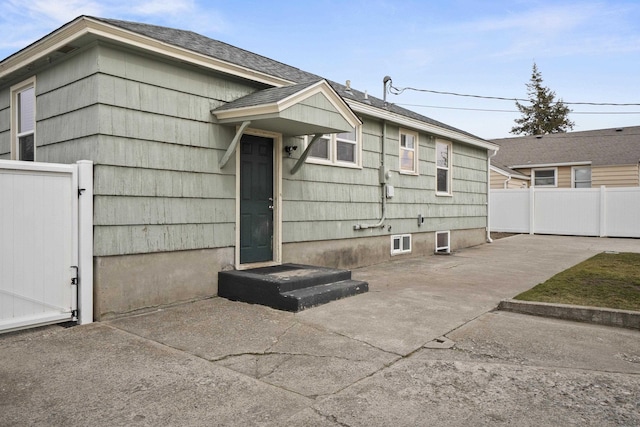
[486,149,498,243]
[503,174,511,189]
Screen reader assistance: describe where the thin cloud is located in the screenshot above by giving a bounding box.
[438,2,640,59]
[0,0,228,59]
[130,0,195,16]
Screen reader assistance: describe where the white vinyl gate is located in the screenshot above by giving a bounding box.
[0,160,93,333]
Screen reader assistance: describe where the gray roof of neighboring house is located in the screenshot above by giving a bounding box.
[491,126,640,167]
[92,17,483,141]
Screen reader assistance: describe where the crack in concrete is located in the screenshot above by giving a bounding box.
[432,346,640,377]
[211,349,379,364]
[296,320,404,358]
[265,322,297,353]
[312,407,353,427]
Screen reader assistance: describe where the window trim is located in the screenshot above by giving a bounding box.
[391,234,412,255]
[399,128,419,175]
[532,168,558,187]
[572,166,592,188]
[435,139,452,196]
[10,77,36,161]
[435,230,451,254]
[305,125,362,169]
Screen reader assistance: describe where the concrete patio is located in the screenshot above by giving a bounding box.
[2,235,639,426]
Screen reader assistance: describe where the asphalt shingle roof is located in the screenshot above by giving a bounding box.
[491,126,640,167]
[214,80,323,111]
[92,17,484,142]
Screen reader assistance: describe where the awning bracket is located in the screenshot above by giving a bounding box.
[219,121,251,169]
[291,133,324,175]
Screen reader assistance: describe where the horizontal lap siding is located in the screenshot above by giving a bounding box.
[90,44,258,256]
[282,120,488,243]
[592,165,639,187]
[9,42,260,256]
[0,95,8,158]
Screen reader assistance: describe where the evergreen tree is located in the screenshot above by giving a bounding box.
[511,63,574,135]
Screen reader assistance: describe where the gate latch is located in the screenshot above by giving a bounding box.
[70,266,79,286]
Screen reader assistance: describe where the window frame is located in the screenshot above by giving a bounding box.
[399,128,419,175]
[532,168,557,187]
[305,125,362,169]
[11,77,36,161]
[435,139,452,196]
[572,166,592,188]
[435,230,451,254]
[391,234,412,255]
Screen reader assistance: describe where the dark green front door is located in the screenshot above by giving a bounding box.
[240,135,274,264]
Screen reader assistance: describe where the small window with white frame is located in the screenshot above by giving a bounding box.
[399,129,418,174]
[436,139,452,195]
[306,125,361,168]
[435,231,450,254]
[572,166,591,188]
[532,168,557,187]
[11,77,36,161]
[391,234,411,255]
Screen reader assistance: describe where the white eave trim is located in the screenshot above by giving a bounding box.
[215,80,361,128]
[510,161,592,169]
[0,16,293,87]
[347,100,499,151]
[490,165,530,180]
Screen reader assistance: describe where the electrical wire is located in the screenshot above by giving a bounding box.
[396,103,640,115]
[388,83,640,107]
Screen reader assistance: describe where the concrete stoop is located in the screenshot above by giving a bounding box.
[218,263,368,312]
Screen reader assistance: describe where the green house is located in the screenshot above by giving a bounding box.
[0,16,498,320]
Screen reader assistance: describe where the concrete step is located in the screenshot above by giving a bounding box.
[281,280,369,311]
[218,264,368,312]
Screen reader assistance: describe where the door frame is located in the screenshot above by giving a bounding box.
[235,128,282,269]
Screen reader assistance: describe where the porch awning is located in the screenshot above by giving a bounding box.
[211,79,361,136]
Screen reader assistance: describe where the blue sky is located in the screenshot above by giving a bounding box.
[1,0,638,139]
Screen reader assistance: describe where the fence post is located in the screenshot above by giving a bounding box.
[599,185,607,237]
[529,186,535,234]
[77,160,94,325]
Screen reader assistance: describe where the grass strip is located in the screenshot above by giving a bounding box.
[514,252,640,311]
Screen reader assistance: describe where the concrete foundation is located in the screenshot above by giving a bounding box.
[282,228,486,269]
[93,247,234,320]
[93,229,485,320]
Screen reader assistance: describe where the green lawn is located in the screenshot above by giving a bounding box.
[514,252,640,311]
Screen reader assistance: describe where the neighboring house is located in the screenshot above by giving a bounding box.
[490,126,640,189]
[0,16,498,320]
[490,163,530,189]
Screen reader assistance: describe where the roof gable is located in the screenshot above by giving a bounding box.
[212,80,361,136]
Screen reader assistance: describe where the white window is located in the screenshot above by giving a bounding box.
[399,129,418,174]
[11,77,36,161]
[391,234,411,255]
[436,140,452,195]
[572,166,591,188]
[533,168,557,187]
[306,125,361,168]
[435,231,450,254]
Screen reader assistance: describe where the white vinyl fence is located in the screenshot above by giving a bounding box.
[0,160,93,333]
[490,186,640,238]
